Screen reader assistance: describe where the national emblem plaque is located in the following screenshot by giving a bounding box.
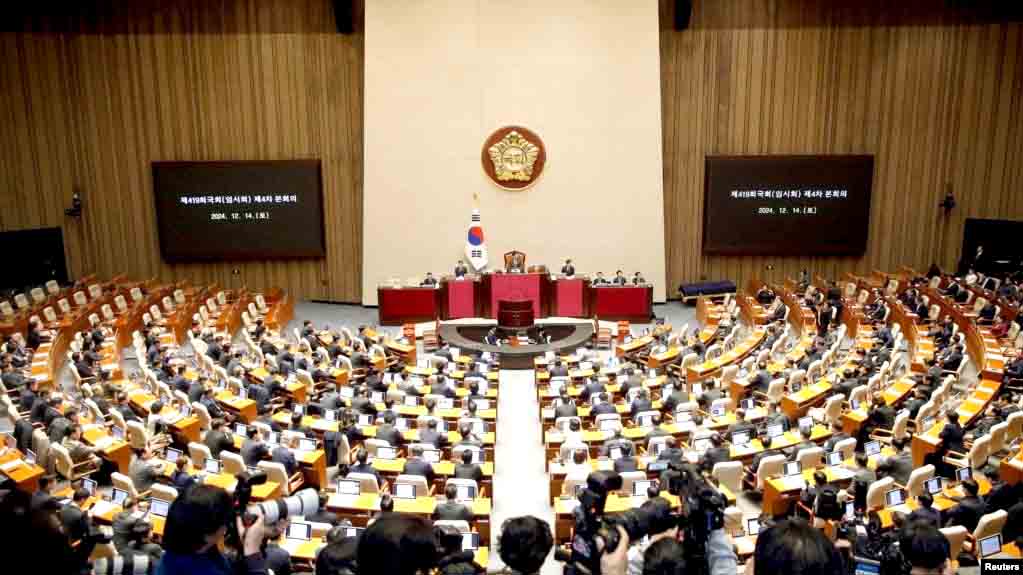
[481,126,546,191]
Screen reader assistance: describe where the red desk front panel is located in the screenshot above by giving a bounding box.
[443,279,478,319]
[554,278,588,317]
[589,286,653,322]
[377,287,440,325]
[487,273,545,319]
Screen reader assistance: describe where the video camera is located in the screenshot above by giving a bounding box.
[559,464,725,575]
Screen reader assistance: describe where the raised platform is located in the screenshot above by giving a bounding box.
[437,319,594,369]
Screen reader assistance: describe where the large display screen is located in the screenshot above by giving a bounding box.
[153,160,325,262]
[703,155,873,256]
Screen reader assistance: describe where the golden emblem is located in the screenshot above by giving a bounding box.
[481,126,546,191]
[488,131,539,182]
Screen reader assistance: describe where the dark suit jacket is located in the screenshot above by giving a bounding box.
[432,500,473,521]
[402,457,436,485]
[940,422,966,454]
[591,402,617,416]
[349,462,382,485]
[61,504,91,541]
[630,399,653,418]
[453,463,484,484]
[375,424,404,447]
[241,438,270,466]
[614,457,639,473]
[554,402,578,418]
[944,495,986,532]
[419,429,448,449]
[701,447,731,472]
[205,429,234,459]
[272,445,298,475]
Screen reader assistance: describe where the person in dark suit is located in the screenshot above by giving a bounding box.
[700,434,731,473]
[432,484,473,522]
[554,392,577,418]
[561,259,575,276]
[600,429,633,459]
[240,426,270,466]
[170,365,190,394]
[862,393,896,443]
[453,448,484,484]
[938,411,966,455]
[350,387,377,416]
[453,260,469,278]
[60,488,93,541]
[823,422,850,453]
[944,480,986,531]
[656,436,684,465]
[186,378,205,404]
[612,270,627,285]
[205,419,235,459]
[402,445,436,485]
[420,272,438,287]
[660,379,689,413]
[349,449,384,488]
[629,389,653,419]
[272,436,299,476]
[614,454,639,473]
[18,378,38,412]
[419,418,449,449]
[579,377,605,402]
[591,392,617,416]
[429,375,456,399]
[375,412,405,447]
[876,438,914,485]
[548,360,569,378]
[903,387,928,419]
[305,493,340,526]
[940,345,965,371]
[748,361,772,393]
[171,456,197,493]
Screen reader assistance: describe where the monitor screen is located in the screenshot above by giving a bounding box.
[956,467,972,482]
[864,441,881,456]
[337,479,361,496]
[979,534,1002,558]
[691,383,703,396]
[693,438,711,452]
[884,489,905,507]
[784,462,801,477]
[422,449,441,463]
[343,526,364,539]
[637,415,654,428]
[82,478,97,495]
[710,405,725,417]
[702,155,874,256]
[798,416,813,430]
[394,483,416,499]
[633,480,655,496]
[741,399,756,410]
[152,160,326,262]
[461,532,480,551]
[370,392,384,403]
[853,557,882,575]
[149,498,171,517]
[851,400,861,411]
[648,461,668,472]
[609,447,623,460]
[767,424,784,438]
[298,438,318,451]
[25,449,36,465]
[376,447,397,460]
[827,451,843,466]
[455,485,477,500]
[404,396,419,407]
[205,459,222,474]
[732,432,750,446]
[112,488,129,505]
[339,387,354,399]
[438,398,455,409]
[164,447,182,463]
[395,417,409,431]
[358,414,373,426]
[925,478,943,495]
[676,411,692,422]
[746,518,761,536]
[293,404,304,416]
[235,424,248,436]
[112,426,125,440]
[287,522,312,541]
[599,418,619,431]
[845,501,855,520]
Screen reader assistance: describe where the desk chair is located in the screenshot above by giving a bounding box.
[900,464,934,498]
[748,454,786,491]
[347,472,381,494]
[811,395,844,425]
[796,447,824,470]
[188,442,212,469]
[32,429,52,474]
[806,360,823,382]
[617,471,647,496]
[754,379,786,404]
[190,402,211,432]
[129,287,143,302]
[114,295,128,313]
[940,526,969,558]
[865,476,895,510]
[395,474,433,497]
[259,461,304,495]
[446,478,483,498]
[113,472,149,500]
[152,484,179,502]
[833,437,857,461]
[944,434,990,472]
[713,461,743,494]
[51,443,99,482]
[222,452,246,476]
[968,510,1008,554]
[870,410,910,445]
[434,520,471,533]
[559,442,588,464]
[57,297,71,316]
[988,422,1009,458]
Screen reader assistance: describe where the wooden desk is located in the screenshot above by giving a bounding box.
[203,472,281,500]
[911,422,946,467]
[647,347,682,369]
[215,391,257,422]
[729,424,832,460]
[1000,447,1023,485]
[327,493,492,541]
[552,491,681,542]
[687,328,766,382]
[616,336,654,358]
[0,448,45,492]
[781,378,834,420]
[763,465,855,516]
[82,426,132,474]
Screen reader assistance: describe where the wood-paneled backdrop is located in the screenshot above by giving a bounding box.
[661,0,1023,293]
[0,0,363,302]
[3,0,1023,303]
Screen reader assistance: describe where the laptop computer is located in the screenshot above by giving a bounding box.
[324,409,336,421]
[598,418,619,432]
[691,383,703,396]
[25,449,37,465]
[767,424,785,439]
[732,432,750,446]
[955,467,972,483]
[647,461,669,472]
[357,414,373,426]
[798,416,813,430]
[342,526,365,539]
[422,449,441,463]
[164,447,182,463]
[394,483,416,499]
[884,489,905,507]
[235,424,248,436]
[336,479,361,496]
[149,498,171,518]
[637,414,655,428]
[461,532,480,551]
[827,451,843,466]
[82,478,97,495]
[741,399,756,410]
[293,404,304,416]
[850,400,861,411]
[844,501,856,521]
[111,426,125,440]
[376,446,397,460]
[710,405,726,417]
[298,438,317,451]
[112,488,129,506]
[287,522,313,541]
[864,441,881,456]
[633,480,655,496]
[979,534,1002,558]
[403,395,419,407]
[692,438,711,452]
[925,478,943,495]
[784,461,802,477]
[455,485,477,501]
[853,556,881,575]
[746,518,761,536]
[205,459,222,474]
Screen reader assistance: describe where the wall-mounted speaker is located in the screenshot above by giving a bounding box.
[333,0,353,34]
[675,0,692,31]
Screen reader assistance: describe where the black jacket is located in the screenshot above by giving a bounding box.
[944,495,986,531]
[402,457,436,485]
[205,429,235,459]
[432,500,473,521]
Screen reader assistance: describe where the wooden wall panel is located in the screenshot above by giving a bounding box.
[0,0,362,302]
[661,0,1023,295]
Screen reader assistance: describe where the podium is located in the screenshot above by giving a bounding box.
[588,285,653,322]
[481,272,551,319]
[441,277,480,319]
[497,299,534,328]
[377,286,440,325]
[553,277,589,317]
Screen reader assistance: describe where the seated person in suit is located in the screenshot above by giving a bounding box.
[561,259,575,276]
[205,418,236,459]
[600,429,634,459]
[591,392,617,416]
[700,433,731,473]
[272,435,300,476]
[783,426,816,461]
[656,436,684,465]
[660,378,689,413]
[375,412,405,447]
[823,421,850,453]
[349,448,385,490]
[432,484,474,522]
[60,487,94,542]
[418,418,450,449]
[548,360,569,378]
[554,391,577,418]
[420,272,438,287]
[727,410,756,439]
[241,426,271,466]
[943,479,985,532]
[612,270,627,285]
[402,444,436,485]
[129,448,164,493]
[629,389,654,418]
[939,344,965,372]
[171,455,197,493]
[632,272,645,285]
[453,448,484,484]
[592,272,608,286]
[875,437,914,485]
[564,448,591,476]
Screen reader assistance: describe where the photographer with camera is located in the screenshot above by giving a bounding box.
[497,515,554,575]
[624,497,678,575]
[155,484,267,575]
